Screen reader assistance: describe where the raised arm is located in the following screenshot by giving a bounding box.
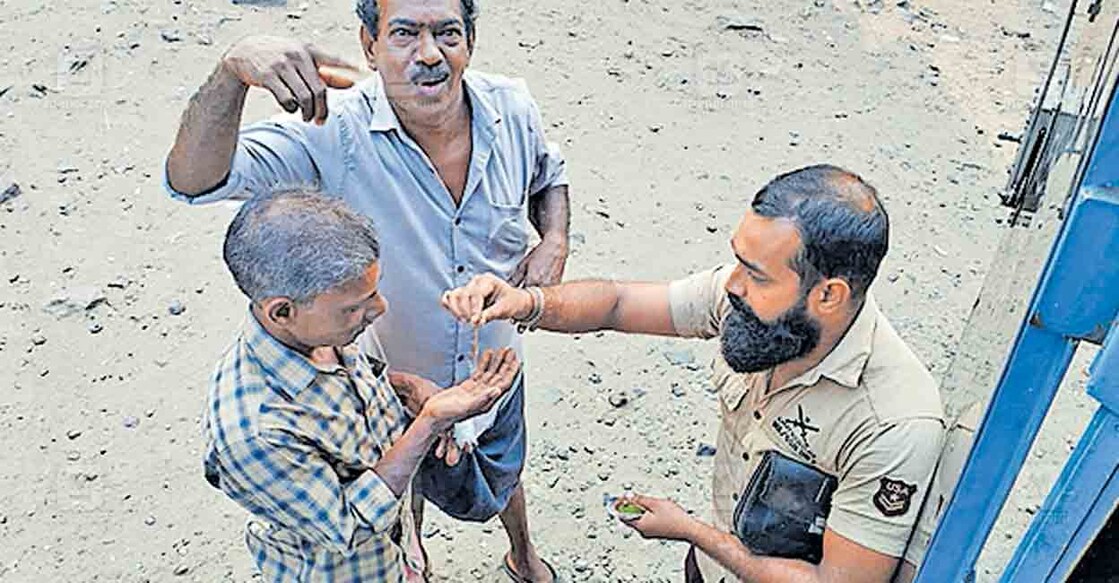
[166,36,359,196]
[441,273,678,337]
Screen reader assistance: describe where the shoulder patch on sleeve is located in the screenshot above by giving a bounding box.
[873,477,918,517]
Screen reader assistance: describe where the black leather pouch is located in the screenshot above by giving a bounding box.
[731,450,838,564]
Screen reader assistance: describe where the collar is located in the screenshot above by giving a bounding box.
[780,294,880,391]
[242,310,346,396]
[363,71,502,134]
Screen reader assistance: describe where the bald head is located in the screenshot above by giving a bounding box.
[750,164,889,302]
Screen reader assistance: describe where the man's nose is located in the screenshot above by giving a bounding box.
[725,265,748,298]
[416,32,442,66]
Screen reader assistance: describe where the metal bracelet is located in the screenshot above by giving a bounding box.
[515,286,545,333]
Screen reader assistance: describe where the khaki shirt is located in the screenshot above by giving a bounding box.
[669,266,945,581]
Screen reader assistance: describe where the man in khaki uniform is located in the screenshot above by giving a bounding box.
[443,164,946,582]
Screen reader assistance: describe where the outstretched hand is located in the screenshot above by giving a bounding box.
[441,274,535,327]
[421,348,520,431]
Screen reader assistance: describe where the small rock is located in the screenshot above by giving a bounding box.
[717,15,764,32]
[671,383,686,397]
[168,300,186,316]
[997,132,1022,143]
[173,564,190,576]
[0,182,20,204]
[43,287,107,318]
[574,558,591,573]
[588,372,602,385]
[30,332,47,346]
[123,415,140,429]
[66,451,81,462]
[144,515,156,526]
[88,321,103,334]
[66,429,82,440]
[696,443,718,457]
[1041,1,1056,13]
[608,392,629,408]
[160,29,183,43]
[664,347,696,367]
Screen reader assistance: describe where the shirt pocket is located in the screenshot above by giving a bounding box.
[485,149,529,209]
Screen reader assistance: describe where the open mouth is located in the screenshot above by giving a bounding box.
[415,73,450,92]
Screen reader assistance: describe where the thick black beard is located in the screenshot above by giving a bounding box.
[720,293,822,374]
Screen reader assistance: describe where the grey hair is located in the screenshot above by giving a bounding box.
[355,0,480,45]
[223,189,381,305]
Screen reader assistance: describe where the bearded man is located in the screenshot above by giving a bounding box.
[442,164,946,583]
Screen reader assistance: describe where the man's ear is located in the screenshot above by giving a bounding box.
[816,278,852,316]
[359,26,377,70]
[261,297,298,327]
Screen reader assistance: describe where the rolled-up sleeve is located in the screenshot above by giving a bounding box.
[163,119,323,205]
[213,434,401,556]
[525,95,569,197]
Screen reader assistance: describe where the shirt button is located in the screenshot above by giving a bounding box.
[733,492,740,501]
[453,217,462,226]
[753,410,762,420]
[457,354,465,362]
[456,265,466,274]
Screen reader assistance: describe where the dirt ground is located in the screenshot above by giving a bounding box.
[0,0,1100,581]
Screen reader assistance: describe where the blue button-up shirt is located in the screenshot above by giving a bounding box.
[165,71,567,395]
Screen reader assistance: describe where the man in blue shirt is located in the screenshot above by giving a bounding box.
[164,1,569,579]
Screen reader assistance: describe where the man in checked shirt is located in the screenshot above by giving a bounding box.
[203,191,520,581]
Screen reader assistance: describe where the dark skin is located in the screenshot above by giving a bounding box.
[253,262,521,498]
[165,2,569,286]
[442,209,901,583]
[167,2,568,577]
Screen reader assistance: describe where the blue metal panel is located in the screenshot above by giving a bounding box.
[915,329,1077,582]
[915,58,1119,583]
[1001,324,1119,581]
[1088,320,1119,413]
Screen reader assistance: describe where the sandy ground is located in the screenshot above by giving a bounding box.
[0,0,1101,581]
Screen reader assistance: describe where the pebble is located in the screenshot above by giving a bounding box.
[31,332,47,346]
[144,515,156,526]
[88,321,103,334]
[696,443,718,457]
[717,15,765,32]
[160,29,183,43]
[671,383,686,397]
[123,415,140,429]
[66,429,82,440]
[663,347,696,366]
[168,300,186,316]
[43,286,108,318]
[588,372,602,385]
[173,564,190,576]
[607,392,629,408]
[0,181,20,204]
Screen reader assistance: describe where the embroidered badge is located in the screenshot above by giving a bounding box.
[873,477,917,517]
[770,405,820,463]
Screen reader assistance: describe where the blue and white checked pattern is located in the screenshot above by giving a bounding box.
[203,312,420,582]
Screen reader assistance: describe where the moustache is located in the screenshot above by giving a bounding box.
[410,65,451,84]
